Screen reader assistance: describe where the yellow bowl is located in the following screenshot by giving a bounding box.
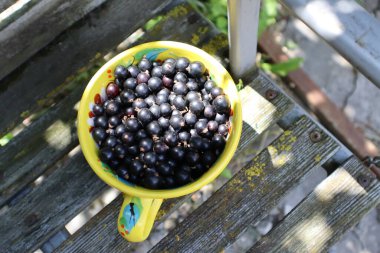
[77,41,242,241]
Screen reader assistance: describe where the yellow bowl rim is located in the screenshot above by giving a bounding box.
[77,41,242,199]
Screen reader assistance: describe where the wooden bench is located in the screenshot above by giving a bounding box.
[0,1,379,252]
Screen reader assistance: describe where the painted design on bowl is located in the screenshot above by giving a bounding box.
[119,197,142,237]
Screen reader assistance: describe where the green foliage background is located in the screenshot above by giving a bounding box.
[188,0,303,78]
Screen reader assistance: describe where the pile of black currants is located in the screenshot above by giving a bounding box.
[91,56,231,189]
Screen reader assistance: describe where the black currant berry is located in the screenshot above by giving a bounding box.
[114,65,128,79]
[175,57,190,72]
[189,61,205,77]
[138,58,152,72]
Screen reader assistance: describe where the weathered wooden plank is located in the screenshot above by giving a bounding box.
[249,157,380,253]
[55,73,294,252]
[0,0,108,81]
[0,0,175,136]
[149,117,340,253]
[0,0,40,31]
[0,0,14,12]
[0,84,83,207]
[0,151,108,253]
[238,73,294,152]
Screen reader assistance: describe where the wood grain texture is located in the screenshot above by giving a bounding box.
[0,85,83,207]
[55,72,294,252]
[0,0,107,81]
[0,151,108,253]
[149,117,340,253]
[238,73,294,152]
[0,0,14,12]
[0,0,40,31]
[0,0,174,136]
[249,157,380,253]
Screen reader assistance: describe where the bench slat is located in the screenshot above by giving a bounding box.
[0,0,108,81]
[0,85,82,207]
[249,157,380,252]
[0,152,108,253]
[0,0,16,12]
[149,116,340,253]
[282,0,380,88]
[0,0,175,136]
[56,72,294,252]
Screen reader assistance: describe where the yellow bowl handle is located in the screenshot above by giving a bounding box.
[117,194,163,242]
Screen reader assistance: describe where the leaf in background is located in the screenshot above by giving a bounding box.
[285,39,298,49]
[258,0,278,37]
[220,168,232,179]
[0,133,14,146]
[144,16,163,31]
[216,16,228,33]
[260,57,303,76]
[236,79,244,91]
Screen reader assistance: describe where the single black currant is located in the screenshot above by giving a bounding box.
[154,141,169,154]
[105,100,121,115]
[143,152,157,166]
[164,131,178,147]
[158,117,170,129]
[138,58,152,72]
[151,66,163,77]
[136,72,150,84]
[189,100,205,115]
[127,65,140,78]
[114,65,129,79]
[173,82,188,95]
[189,61,205,77]
[210,87,224,98]
[173,96,187,110]
[121,132,135,146]
[149,104,161,119]
[94,116,108,129]
[161,62,176,76]
[137,108,154,125]
[169,146,186,161]
[106,82,119,98]
[148,77,162,92]
[175,57,190,71]
[204,80,215,92]
[170,115,185,130]
[174,72,188,83]
[108,116,121,128]
[120,89,136,105]
[114,144,127,159]
[99,147,114,162]
[92,128,107,142]
[132,98,148,110]
[123,78,137,90]
[135,83,150,98]
[129,160,144,175]
[146,121,162,136]
[125,118,140,132]
[92,104,104,116]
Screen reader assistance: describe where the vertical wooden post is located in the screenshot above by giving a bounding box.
[228,0,261,80]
